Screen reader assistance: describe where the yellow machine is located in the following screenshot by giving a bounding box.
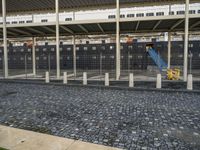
[167,68,180,80]
[146,44,181,80]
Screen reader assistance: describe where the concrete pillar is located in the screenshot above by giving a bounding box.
[63,72,68,84]
[116,0,120,80]
[73,11,75,21]
[156,74,162,89]
[169,4,171,13]
[55,0,60,79]
[187,74,193,90]
[168,32,171,69]
[72,36,76,77]
[184,0,189,81]
[32,14,34,23]
[105,73,109,86]
[129,73,134,88]
[32,37,36,76]
[45,72,50,83]
[2,0,8,78]
[83,72,87,85]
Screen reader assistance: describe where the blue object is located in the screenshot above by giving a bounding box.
[147,47,168,71]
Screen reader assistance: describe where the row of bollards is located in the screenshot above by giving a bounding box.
[45,72,193,90]
[156,73,193,90]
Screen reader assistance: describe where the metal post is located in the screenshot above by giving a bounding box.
[128,50,130,74]
[25,54,27,79]
[72,12,76,78]
[116,0,120,80]
[56,0,60,79]
[168,32,171,69]
[48,53,51,74]
[189,51,192,74]
[184,0,189,81]
[100,51,102,79]
[32,37,36,76]
[72,36,76,77]
[2,0,8,78]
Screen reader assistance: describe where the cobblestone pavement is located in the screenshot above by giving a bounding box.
[0,83,200,150]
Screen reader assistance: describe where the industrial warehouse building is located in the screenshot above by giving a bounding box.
[0,0,200,150]
[0,0,200,82]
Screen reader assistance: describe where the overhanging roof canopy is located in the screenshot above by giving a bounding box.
[0,0,198,14]
[1,15,200,38]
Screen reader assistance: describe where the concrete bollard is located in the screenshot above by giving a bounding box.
[105,73,109,86]
[156,74,162,89]
[187,74,193,90]
[129,73,134,87]
[83,72,87,85]
[45,71,50,83]
[63,72,68,84]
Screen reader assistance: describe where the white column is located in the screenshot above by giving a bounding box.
[56,0,60,79]
[129,73,134,88]
[72,36,76,77]
[184,0,189,81]
[116,0,120,80]
[83,72,87,85]
[63,72,68,84]
[2,0,8,78]
[32,37,36,76]
[168,32,171,69]
[156,74,162,89]
[105,73,109,86]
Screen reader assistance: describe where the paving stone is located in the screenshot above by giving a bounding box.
[0,83,200,149]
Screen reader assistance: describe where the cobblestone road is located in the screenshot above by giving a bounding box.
[0,83,200,149]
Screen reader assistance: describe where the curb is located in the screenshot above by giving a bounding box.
[0,79,200,93]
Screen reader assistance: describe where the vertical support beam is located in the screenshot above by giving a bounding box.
[73,11,75,21]
[116,0,120,80]
[56,0,60,79]
[72,36,76,77]
[168,32,171,69]
[2,0,8,78]
[32,37,36,76]
[169,4,171,14]
[32,14,34,23]
[184,0,189,81]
